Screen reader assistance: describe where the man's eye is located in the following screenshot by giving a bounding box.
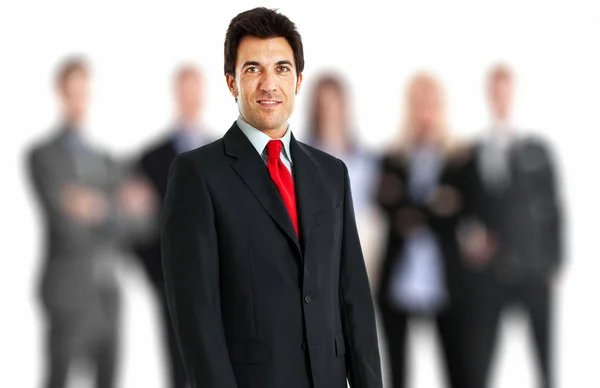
[246,67,259,73]
[278,66,290,72]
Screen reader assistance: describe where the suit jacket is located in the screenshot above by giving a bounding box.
[161,122,383,388]
[26,128,146,312]
[457,135,564,282]
[132,135,178,289]
[373,147,468,313]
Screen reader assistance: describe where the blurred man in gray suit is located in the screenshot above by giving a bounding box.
[26,57,155,388]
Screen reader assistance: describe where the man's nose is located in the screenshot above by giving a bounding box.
[259,71,277,93]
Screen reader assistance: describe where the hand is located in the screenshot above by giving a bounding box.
[118,179,157,218]
[62,184,109,223]
[394,207,425,237]
[462,227,497,267]
[428,185,462,217]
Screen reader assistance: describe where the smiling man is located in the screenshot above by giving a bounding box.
[160,7,383,388]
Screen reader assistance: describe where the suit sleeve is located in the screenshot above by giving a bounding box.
[373,154,432,238]
[339,161,384,388]
[107,155,158,245]
[161,154,238,388]
[540,143,565,273]
[374,154,403,215]
[26,148,92,247]
[452,145,492,247]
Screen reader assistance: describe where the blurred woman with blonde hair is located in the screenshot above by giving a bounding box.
[374,72,468,388]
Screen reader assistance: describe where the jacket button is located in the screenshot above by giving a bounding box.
[301,342,307,351]
[304,294,313,304]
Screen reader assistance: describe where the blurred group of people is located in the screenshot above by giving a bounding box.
[26,58,208,388]
[371,67,563,388]
[25,56,564,388]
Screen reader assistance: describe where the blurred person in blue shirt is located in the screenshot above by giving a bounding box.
[373,72,469,388]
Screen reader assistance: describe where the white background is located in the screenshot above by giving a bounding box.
[0,0,598,387]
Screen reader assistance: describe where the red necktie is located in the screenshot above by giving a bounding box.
[266,140,298,237]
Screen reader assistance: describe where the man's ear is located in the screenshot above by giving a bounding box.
[295,73,303,95]
[225,73,238,100]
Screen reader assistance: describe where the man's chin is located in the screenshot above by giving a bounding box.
[253,118,286,132]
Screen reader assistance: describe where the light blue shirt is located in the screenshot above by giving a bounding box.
[312,143,377,214]
[171,122,208,155]
[237,117,293,176]
[390,145,447,314]
[391,228,446,313]
[60,124,88,152]
[407,145,442,203]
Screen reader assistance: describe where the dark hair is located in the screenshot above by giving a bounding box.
[308,73,350,143]
[55,56,89,91]
[224,7,304,77]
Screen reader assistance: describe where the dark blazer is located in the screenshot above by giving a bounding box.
[161,122,383,388]
[132,136,178,288]
[457,135,564,281]
[374,146,469,313]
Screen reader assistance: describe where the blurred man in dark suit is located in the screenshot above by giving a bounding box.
[132,64,211,388]
[457,64,565,388]
[26,56,155,388]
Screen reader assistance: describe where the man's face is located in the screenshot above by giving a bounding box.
[177,72,204,122]
[489,76,513,121]
[226,36,302,136]
[60,70,90,122]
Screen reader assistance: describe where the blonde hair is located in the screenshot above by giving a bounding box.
[391,71,456,155]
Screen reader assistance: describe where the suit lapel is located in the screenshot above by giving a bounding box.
[290,136,323,255]
[224,123,301,256]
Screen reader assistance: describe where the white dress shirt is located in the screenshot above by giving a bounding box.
[478,122,520,192]
[237,117,293,176]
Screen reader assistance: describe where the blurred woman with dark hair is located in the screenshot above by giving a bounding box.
[305,72,381,283]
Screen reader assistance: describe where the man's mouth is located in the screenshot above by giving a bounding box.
[257,100,282,107]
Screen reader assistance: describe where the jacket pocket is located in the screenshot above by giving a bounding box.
[316,205,341,226]
[334,333,346,357]
[231,341,266,365]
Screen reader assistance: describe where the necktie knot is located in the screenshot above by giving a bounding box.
[267,139,283,160]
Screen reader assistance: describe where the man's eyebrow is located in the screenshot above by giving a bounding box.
[241,60,294,68]
[241,61,261,68]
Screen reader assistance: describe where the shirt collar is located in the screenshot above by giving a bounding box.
[236,116,293,165]
[490,120,518,140]
[171,120,207,154]
[59,121,88,150]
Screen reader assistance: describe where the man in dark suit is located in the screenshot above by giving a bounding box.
[160,7,383,388]
[26,57,155,388]
[457,64,565,388]
[132,64,211,388]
